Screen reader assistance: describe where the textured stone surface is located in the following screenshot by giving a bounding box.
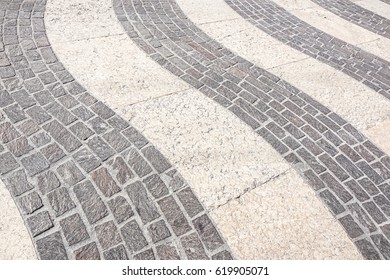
[36,232,68,260]
[120,220,148,254]
[60,214,89,246]
[95,221,122,250]
[74,242,101,260]
[107,195,134,224]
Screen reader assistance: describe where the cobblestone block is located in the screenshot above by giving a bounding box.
[373,195,390,217]
[348,203,377,233]
[103,245,129,260]
[142,145,171,174]
[0,122,20,143]
[181,233,209,260]
[158,196,191,236]
[47,187,76,217]
[36,232,68,260]
[60,213,89,246]
[212,250,233,260]
[69,122,94,140]
[74,242,100,260]
[318,189,345,215]
[43,120,81,152]
[57,161,85,186]
[371,234,390,259]
[103,130,130,152]
[127,148,152,178]
[338,215,364,239]
[107,195,134,224]
[148,220,171,242]
[40,142,65,164]
[95,221,122,250]
[87,136,115,161]
[46,101,77,125]
[72,147,101,173]
[110,156,134,185]
[7,137,33,157]
[143,174,169,199]
[74,180,108,224]
[4,104,26,123]
[177,187,203,217]
[91,167,121,197]
[193,214,224,251]
[21,152,49,176]
[363,201,387,224]
[18,191,42,214]
[122,127,148,148]
[120,220,148,253]
[126,181,160,224]
[30,131,51,147]
[90,101,115,119]
[27,211,53,237]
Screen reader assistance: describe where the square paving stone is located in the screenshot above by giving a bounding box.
[142,145,171,173]
[126,181,160,224]
[18,191,43,214]
[95,221,122,250]
[26,105,51,124]
[158,196,191,237]
[177,188,203,217]
[143,174,169,199]
[127,148,152,178]
[47,187,76,217]
[122,127,148,148]
[120,220,148,254]
[107,116,129,130]
[30,131,51,148]
[5,169,32,196]
[60,213,89,246]
[7,137,33,157]
[57,161,85,186]
[193,214,224,251]
[37,170,60,195]
[103,245,129,260]
[0,122,20,143]
[87,136,115,161]
[107,195,134,224]
[103,130,131,152]
[148,220,171,243]
[43,120,81,153]
[72,147,101,173]
[36,232,68,260]
[71,105,94,121]
[21,152,49,176]
[74,242,101,260]
[69,122,94,140]
[88,117,110,134]
[27,211,53,237]
[4,104,26,123]
[40,143,66,164]
[90,101,115,119]
[156,244,180,260]
[73,180,108,224]
[181,233,209,260]
[91,167,121,197]
[0,152,19,175]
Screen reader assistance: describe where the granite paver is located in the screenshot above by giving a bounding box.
[113,0,390,259]
[0,0,231,260]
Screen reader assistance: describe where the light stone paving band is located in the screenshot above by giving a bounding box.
[114,0,390,259]
[311,0,390,39]
[223,0,390,100]
[0,0,233,260]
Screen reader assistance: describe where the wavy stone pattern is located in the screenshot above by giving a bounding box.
[0,0,232,260]
[311,0,390,39]
[114,0,390,259]
[223,0,390,100]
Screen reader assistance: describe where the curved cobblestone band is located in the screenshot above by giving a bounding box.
[114,0,390,259]
[311,0,390,39]
[0,0,233,260]
[223,0,390,100]
[380,0,390,5]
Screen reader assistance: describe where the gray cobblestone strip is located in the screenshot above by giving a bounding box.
[380,0,390,5]
[0,0,233,260]
[311,0,390,39]
[114,0,390,259]
[223,0,390,100]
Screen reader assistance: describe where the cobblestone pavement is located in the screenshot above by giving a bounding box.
[0,0,233,260]
[380,0,390,5]
[114,0,390,259]
[223,0,390,100]
[311,0,390,39]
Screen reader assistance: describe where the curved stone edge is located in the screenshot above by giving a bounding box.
[223,0,390,100]
[114,0,390,259]
[311,0,390,39]
[380,0,390,5]
[0,0,233,260]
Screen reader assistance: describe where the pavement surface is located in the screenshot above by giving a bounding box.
[0,0,389,260]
